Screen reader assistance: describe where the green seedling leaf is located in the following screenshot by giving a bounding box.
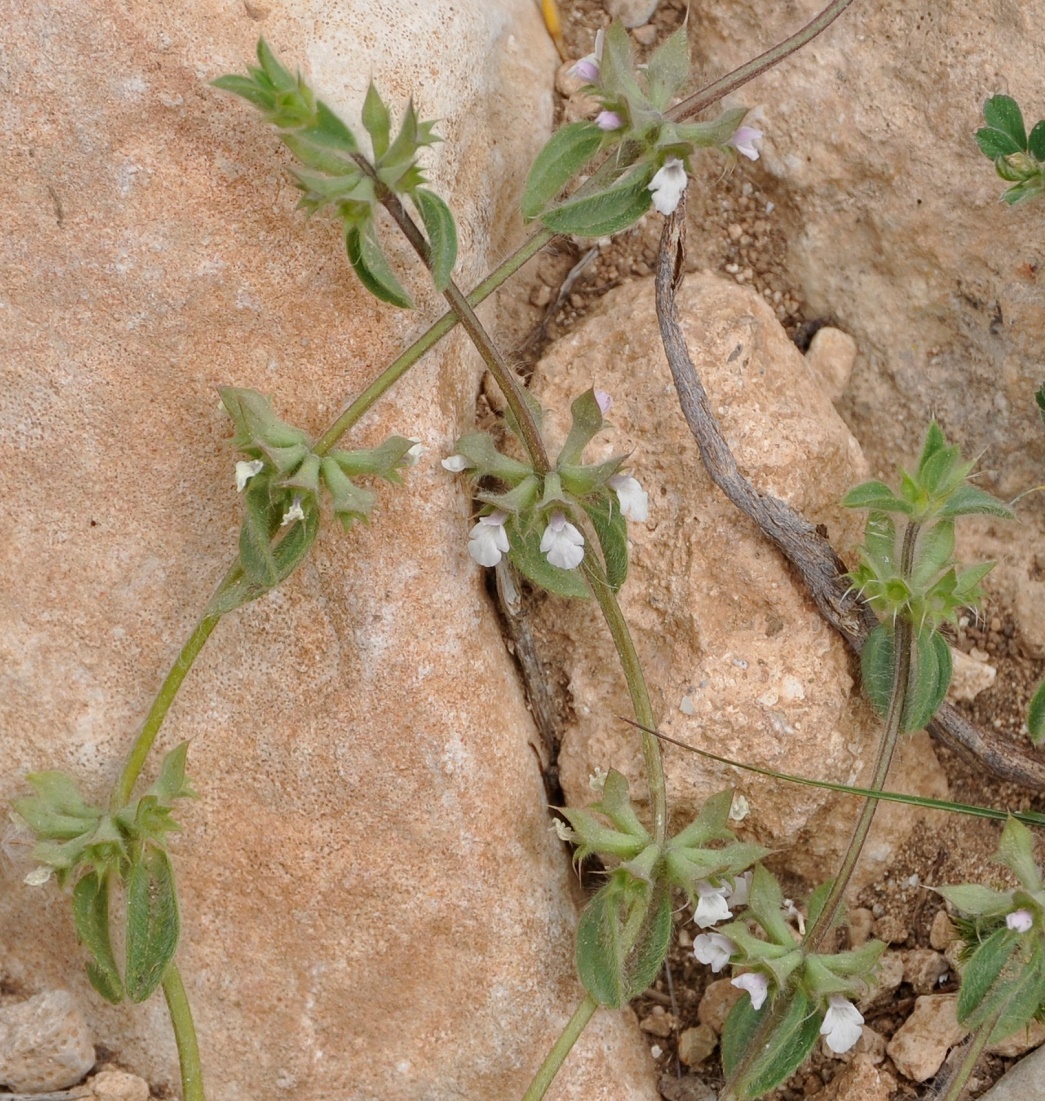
[645,26,690,110]
[13,772,100,841]
[345,222,414,309]
[721,986,822,1100]
[902,628,951,732]
[842,480,912,514]
[599,20,645,106]
[256,37,297,94]
[976,125,1024,159]
[125,848,180,1004]
[413,188,457,292]
[211,74,274,111]
[521,122,604,221]
[581,495,629,591]
[361,82,392,159]
[299,100,358,153]
[983,95,1027,151]
[558,388,605,468]
[910,520,955,590]
[149,743,195,804]
[73,871,124,1004]
[505,514,589,599]
[451,431,534,484]
[540,165,654,237]
[1029,120,1045,162]
[576,879,671,1008]
[937,483,1014,519]
[1028,678,1045,745]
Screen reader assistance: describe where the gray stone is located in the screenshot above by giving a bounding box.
[976,1042,1045,1101]
[0,990,95,1092]
[605,0,660,29]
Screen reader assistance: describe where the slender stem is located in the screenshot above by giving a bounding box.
[520,995,598,1101]
[938,1017,996,1101]
[668,0,860,122]
[583,559,666,845]
[163,963,205,1101]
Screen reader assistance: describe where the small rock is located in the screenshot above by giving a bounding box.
[1013,574,1045,657]
[88,1068,151,1101]
[698,977,743,1034]
[847,907,874,947]
[975,1040,1045,1100]
[814,1052,895,1100]
[639,1010,675,1038]
[805,326,857,403]
[658,1073,718,1101]
[0,990,95,1092]
[929,909,956,951]
[948,647,997,702]
[852,1025,888,1064]
[605,0,660,28]
[677,1023,717,1067]
[858,950,904,1012]
[901,948,949,994]
[886,994,966,1082]
[631,23,658,46]
[530,282,552,308]
[872,913,909,945]
[988,1018,1045,1058]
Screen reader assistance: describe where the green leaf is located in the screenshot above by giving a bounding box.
[842,480,912,514]
[936,883,1011,917]
[1036,384,1045,429]
[721,986,822,1099]
[576,880,671,1008]
[902,629,951,732]
[1028,679,1045,745]
[345,223,414,309]
[1029,120,1045,162]
[239,476,283,588]
[73,871,124,1004]
[996,817,1042,892]
[361,83,392,159]
[149,743,195,804]
[645,27,691,111]
[599,20,645,107]
[540,165,654,238]
[210,74,274,112]
[581,495,629,591]
[299,100,358,153]
[505,515,590,599]
[983,95,1027,151]
[557,389,605,468]
[256,37,297,94]
[937,484,1014,519]
[860,623,894,718]
[976,126,1025,159]
[413,188,457,292]
[910,521,955,589]
[125,848,180,1003]
[956,928,1045,1042]
[521,122,604,221]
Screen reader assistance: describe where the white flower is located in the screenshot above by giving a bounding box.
[24,865,53,887]
[820,995,864,1054]
[281,495,306,527]
[726,871,752,908]
[648,157,688,216]
[594,389,613,415]
[235,459,264,492]
[468,511,510,567]
[694,880,733,928]
[731,971,769,1011]
[540,511,585,570]
[727,126,763,162]
[609,474,649,522]
[694,932,736,973]
[553,819,574,842]
[404,439,426,466]
[596,110,623,131]
[441,454,472,473]
[1007,908,1034,933]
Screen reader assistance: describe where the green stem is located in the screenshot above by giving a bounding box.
[937,1018,995,1101]
[520,994,598,1101]
[163,963,205,1101]
[668,0,860,122]
[583,559,666,845]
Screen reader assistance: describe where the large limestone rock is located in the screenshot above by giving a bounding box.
[530,273,948,885]
[693,0,1045,501]
[0,4,658,1100]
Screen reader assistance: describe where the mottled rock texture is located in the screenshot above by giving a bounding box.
[0,3,658,1100]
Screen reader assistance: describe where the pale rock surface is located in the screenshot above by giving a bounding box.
[693,1,1045,506]
[977,1043,1045,1101]
[0,990,95,1092]
[900,948,949,994]
[886,994,966,1082]
[805,326,857,405]
[677,1023,717,1067]
[815,1053,895,1101]
[857,951,903,1013]
[929,908,957,950]
[989,1019,1045,1058]
[606,0,661,29]
[697,978,743,1035]
[88,1068,151,1101]
[0,3,658,1101]
[948,647,998,702]
[531,275,949,883]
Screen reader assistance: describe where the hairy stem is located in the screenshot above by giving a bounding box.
[520,994,598,1101]
[163,963,205,1101]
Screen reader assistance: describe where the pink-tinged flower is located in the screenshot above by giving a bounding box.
[820,995,864,1054]
[540,511,585,569]
[728,126,763,162]
[648,158,688,215]
[235,459,264,492]
[694,880,733,928]
[731,971,769,1011]
[609,474,648,522]
[594,389,613,415]
[693,932,736,973]
[468,511,510,567]
[596,110,623,131]
[280,495,306,527]
[441,454,473,473]
[1007,908,1034,933]
[571,29,604,84]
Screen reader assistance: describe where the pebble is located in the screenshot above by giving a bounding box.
[0,990,95,1092]
[639,1009,675,1038]
[857,950,904,1012]
[814,1053,895,1100]
[886,994,966,1082]
[949,647,997,702]
[901,948,949,994]
[697,977,742,1034]
[605,0,661,29]
[929,908,957,951]
[677,1023,717,1067]
[89,1068,151,1101]
[805,326,857,404]
[872,913,909,945]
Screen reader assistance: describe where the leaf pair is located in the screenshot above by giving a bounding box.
[860,622,951,732]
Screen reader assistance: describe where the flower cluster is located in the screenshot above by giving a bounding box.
[442,388,648,598]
